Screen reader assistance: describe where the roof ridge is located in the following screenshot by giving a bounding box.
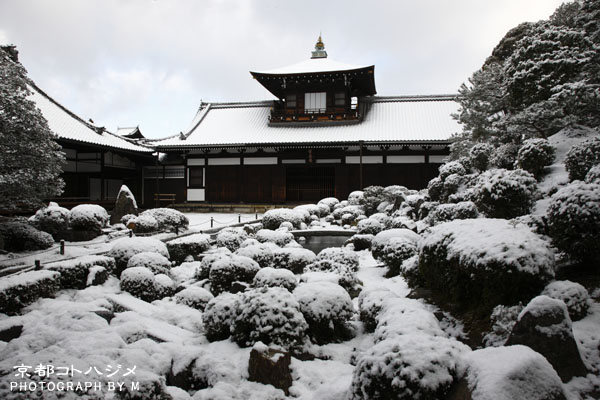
[369,94,459,103]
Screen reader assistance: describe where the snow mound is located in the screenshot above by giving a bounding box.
[175,286,214,311]
[253,267,298,292]
[463,345,566,400]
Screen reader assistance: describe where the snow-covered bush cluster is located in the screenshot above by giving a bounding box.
[175,286,214,311]
[231,286,308,349]
[261,208,303,230]
[542,280,590,321]
[215,227,248,252]
[45,255,114,289]
[471,168,538,218]
[126,252,171,275]
[107,237,170,274]
[293,281,354,344]
[0,221,54,252]
[0,270,60,314]
[166,233,211,263]
[271,247,316,274]
[29,202,70,239]
[564,136,600,181]
[515,138,555,178]
[205,253,260,295]
[120,267,158,302]
[419,218,555,312]
[255,229,294,247]
[128,207,189,233]
[69,204,110,232]
[202,292,239,341]
[253,267,298,292]
[546,181,600,263]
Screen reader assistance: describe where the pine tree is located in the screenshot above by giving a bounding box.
[0,47,65,211]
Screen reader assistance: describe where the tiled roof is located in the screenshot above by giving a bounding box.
[153,95,461,149]
[29,85,152,153]
[251,57,371,75]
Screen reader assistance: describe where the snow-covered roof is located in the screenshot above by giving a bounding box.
[251,57,371,75]
[153,95,461,149]
[29,86,152,153]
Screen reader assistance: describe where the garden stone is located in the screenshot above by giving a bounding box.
[248,342,292,395]
[110,185,138,225]
[506,295,588,382]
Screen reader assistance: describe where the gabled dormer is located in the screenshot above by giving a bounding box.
[250,36,376,125]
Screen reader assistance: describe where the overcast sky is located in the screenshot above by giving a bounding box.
[0,0,567,138]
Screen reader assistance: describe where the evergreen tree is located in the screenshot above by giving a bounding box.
[0,47,65,211]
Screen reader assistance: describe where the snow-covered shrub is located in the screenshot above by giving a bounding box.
[195,250,231,280]
[349,234,374,251]
[304,260,362,298]
[546,182,600,263]
[349,334,469,400]
[373,298,445,342]
[471,168,538,218]
[120,267,157,302]
[262,208,303,230]
[30,203,70,239]
[565,136,600,181]
[45,255,116,289]
[120,213,137,226]
[141,207,189,231]
[235,243,275,268]
[166,233,211,263]
[489,143,519,169]
[585,164,600,183]
[126,214,158,234]
[542,280,590,321]
[359,186,385,216]
[255,229,294,247]
[347,190,364,205]
[126,252,172,275]
[154,274,175,298]
[294,204,321,218]
[317,197,339,214]
[332,205,365,221]
[316,202,331,217]
[107,237,170,274]
[0,222,54,252]
[439,161,467,180]
[419,218,555,312]
[278,221,294,231]
[293,281,354,344]
[357,218,384,235]
[358,288,393,332]
[515,138,555,179]
[427,176,444,202]
[272,247,316,274]
[380,237,418,277]
[170,261,200,284]
[381,185,408,206]
[469,142,494,171]
[428,201,479,224]
[69,204,109,233]
[202,292,239,341]
[316,247,359,272]
[215,227,248,252]
[462,345,566,400]
[483,303,524,348]
[231,287,308,349]
[208,254,260,295]
[175,286,214,311]
[253,267,298,292]
[371,228,420,261]
[0,270,60,315]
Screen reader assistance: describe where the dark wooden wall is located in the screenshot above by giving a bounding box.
[202,163,440,203]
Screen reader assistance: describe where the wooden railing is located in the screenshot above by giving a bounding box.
[154,193,177,205]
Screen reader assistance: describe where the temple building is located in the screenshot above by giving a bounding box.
[150,36,460,204]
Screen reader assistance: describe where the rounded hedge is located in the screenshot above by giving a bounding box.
[472,168,538,218]
[565,137,600,181]
[515,138,555,178]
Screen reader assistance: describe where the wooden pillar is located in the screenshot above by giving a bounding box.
[155,153,160,208]
[359,141,364,190]
[100,150,105,201]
